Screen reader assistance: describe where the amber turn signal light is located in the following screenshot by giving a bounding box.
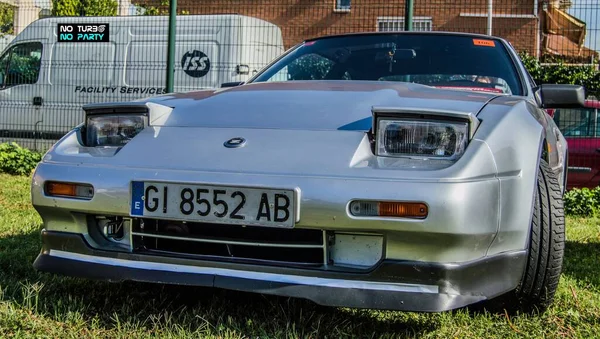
[45,181,94,199]
[378,202,428,218]
[349,200,428,219]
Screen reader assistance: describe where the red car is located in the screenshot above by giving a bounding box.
[549,99,600,189]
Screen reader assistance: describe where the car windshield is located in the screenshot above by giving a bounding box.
[251,33,523,96]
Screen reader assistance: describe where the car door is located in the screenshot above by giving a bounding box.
[0,41,44,149]
[553,106,600,189]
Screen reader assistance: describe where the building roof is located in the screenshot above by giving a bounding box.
[545,33,599,59]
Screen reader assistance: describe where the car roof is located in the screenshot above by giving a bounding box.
[585,99,600,109]
[303,31,509,44]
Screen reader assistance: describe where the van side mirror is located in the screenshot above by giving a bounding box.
[221,82,244,88]
[538,84,586,109]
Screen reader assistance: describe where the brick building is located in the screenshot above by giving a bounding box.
[136,0,595,59]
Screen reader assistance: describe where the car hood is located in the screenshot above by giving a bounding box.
[137,81,501,131]
[64,81,509,178]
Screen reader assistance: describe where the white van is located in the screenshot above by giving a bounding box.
[0,14,285,150]
[0,34,15,53]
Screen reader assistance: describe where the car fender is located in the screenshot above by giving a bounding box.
[471,96,547,257]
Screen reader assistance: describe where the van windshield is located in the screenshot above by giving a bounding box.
[0,51,9,86]
[251,33,523,96]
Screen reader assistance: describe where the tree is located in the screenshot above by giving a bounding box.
[519,51,600,99]
[549,0,573,10]
[133,0,189,15]
[0,3,14,36]
[51,0,118,16]
[558,0,573,10]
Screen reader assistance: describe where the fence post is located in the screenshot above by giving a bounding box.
[166,0,177,93]
[487,0,493,35]
[404,0,414,31]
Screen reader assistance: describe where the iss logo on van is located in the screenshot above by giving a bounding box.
[57,24,109,42]
[181,50,211,78]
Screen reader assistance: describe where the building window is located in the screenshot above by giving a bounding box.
[377,17,433,32]
[335,0,351,11]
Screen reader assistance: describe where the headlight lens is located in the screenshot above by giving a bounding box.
[376,118,469,160]
[85,114,147,147]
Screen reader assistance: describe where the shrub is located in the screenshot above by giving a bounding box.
[563,187,600,217]
[518,51,600,99]
[0,142,43,176]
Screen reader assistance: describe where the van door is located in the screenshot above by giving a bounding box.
[0,41,44,149]
[45,41,119,135]
[124,40,220,93]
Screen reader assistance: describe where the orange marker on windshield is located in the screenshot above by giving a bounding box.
[473,39,496,47]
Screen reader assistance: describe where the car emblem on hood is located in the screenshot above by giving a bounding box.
[224,137,246,148]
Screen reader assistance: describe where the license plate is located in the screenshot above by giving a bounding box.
[130,181,297,228]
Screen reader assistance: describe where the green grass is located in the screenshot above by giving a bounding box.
[1,173,599,338]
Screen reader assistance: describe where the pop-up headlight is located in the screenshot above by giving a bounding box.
[85,114,147,147]
[372,107,480,161]
[81,104,150,147]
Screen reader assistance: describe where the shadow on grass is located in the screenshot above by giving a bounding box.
[3,225,598,336]
[456,239,600,318]
[0,229,440,337]
[562,240,600,289]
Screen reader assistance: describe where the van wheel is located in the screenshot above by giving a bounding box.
[488,158,565,314]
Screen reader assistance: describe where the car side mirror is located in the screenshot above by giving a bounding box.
[221,82,244,88]
[538,84,586,109]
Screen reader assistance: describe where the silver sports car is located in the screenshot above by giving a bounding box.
[31,32,584,313]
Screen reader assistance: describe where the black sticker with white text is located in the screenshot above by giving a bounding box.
[57,24,110,42]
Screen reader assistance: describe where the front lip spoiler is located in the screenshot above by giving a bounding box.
[33,230,528,312]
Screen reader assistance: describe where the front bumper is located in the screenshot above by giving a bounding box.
[31,158,520,263]
[34,230,527,312]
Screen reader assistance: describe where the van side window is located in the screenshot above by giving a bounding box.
[2,42,43,87]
